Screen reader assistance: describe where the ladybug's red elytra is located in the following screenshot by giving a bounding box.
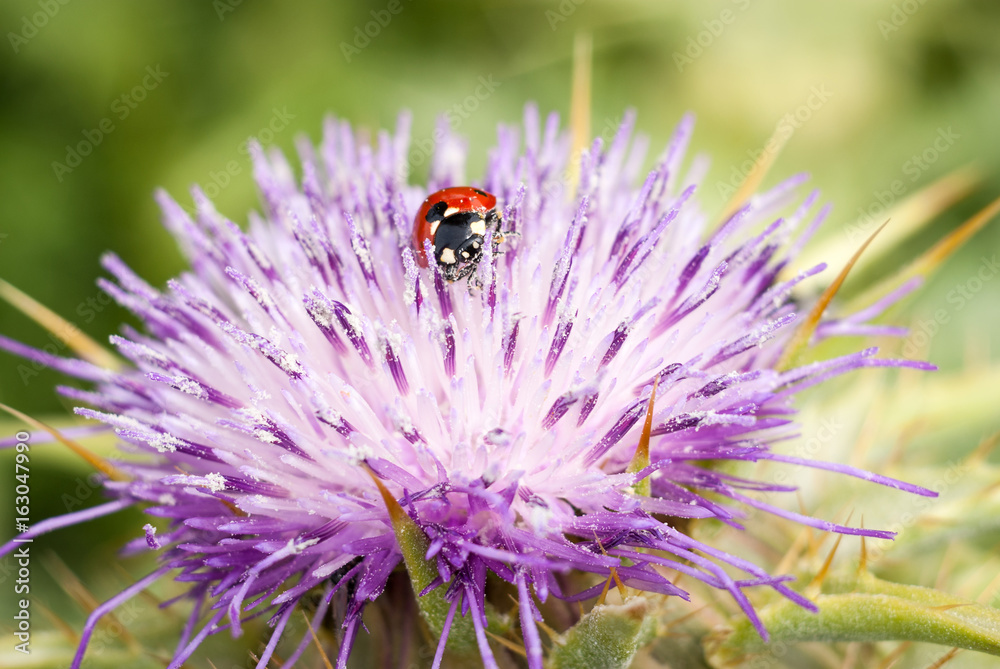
[412,186,506,282]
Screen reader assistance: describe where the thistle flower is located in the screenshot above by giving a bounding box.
[1,107,938,669]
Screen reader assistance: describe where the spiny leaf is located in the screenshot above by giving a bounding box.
[788,165,980,283]
[805,533,844,597]
[778,221,889,369]
[848,193,1000,312]
[704,570,1000,667]
[546,598,655,669]
[627,376,659,497]
[363,464,477,656]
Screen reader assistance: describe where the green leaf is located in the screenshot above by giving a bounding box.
[704,571,1000,666]
[547,597,655,669]
[368,469,478,657]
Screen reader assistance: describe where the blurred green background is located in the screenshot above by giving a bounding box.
[2,1,1000,667]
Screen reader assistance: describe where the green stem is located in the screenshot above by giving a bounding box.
[547,597,655,669]
[705,571,1000,666]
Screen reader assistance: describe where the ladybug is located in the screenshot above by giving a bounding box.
[412,186,505,282]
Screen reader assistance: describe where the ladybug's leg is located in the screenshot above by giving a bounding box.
[489,209,520,246]
[492,230,521,247]
[491,230,520,261]
[453,262,482,290]
[440,263,461,282]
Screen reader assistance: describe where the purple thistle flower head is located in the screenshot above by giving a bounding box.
[1,106,936,668]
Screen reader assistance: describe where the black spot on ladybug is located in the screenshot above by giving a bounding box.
[473,188,488,197]
[425,201,449,223]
